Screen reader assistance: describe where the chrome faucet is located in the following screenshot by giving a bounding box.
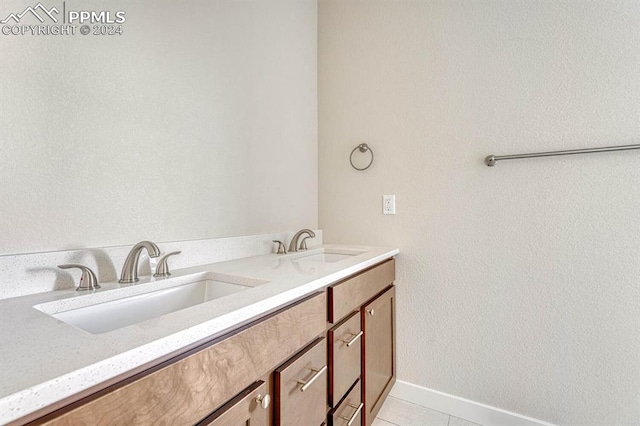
[288,229,316,253]
[119,241,161,283]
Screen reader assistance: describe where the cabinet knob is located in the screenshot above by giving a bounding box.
[255,393,271,409]
[367,309,375,316]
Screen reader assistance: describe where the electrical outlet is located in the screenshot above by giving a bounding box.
[383,195,396,215]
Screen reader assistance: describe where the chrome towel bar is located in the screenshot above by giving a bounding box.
[485,143,640,167]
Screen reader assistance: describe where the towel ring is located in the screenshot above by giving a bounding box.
[350,143,374,171]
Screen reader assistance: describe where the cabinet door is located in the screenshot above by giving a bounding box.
[275,337,328,426]
[361,286,395,426]
[197,380,270,426]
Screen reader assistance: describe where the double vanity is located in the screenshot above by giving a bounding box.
[0,239,398,426]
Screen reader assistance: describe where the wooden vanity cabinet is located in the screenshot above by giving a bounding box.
[26,258,396,426]
[327,259,396,426]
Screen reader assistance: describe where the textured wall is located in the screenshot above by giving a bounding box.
[318,1,640,424]
[0,0,317,255]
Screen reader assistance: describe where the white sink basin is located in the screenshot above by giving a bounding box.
[292,249,364,264]
[35,272,268,334]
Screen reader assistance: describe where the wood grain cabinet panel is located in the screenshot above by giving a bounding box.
[328,380,362,426]
[328,259,395,324]
[36,293,326,426]
[275,337,328,426]
[361,286,395,426]
[196,380,270,426]
[328,311,361,407]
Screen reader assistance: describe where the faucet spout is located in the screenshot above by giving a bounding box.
[119,241,161,284]
[288,229,316,253]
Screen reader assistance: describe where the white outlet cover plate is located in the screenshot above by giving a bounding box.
[383,195,396,214]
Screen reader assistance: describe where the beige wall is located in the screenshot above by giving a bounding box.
[319,1,640,424]
[0,0,317,255]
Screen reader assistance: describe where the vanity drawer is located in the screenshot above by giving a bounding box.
[329,380,363,426]
[35,292,326,426]
[328,311,362,406]
[275,337,328,426]
[196,380,270,426]
[328,259,395,324]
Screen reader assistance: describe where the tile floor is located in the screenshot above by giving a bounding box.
[373,396,482,426]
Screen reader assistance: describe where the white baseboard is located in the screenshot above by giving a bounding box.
[389,380,556,426]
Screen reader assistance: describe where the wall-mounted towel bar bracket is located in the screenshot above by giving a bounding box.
[485,143,640,167]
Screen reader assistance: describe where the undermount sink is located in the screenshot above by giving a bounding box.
[35,272,268,334]
[292,249,364,264]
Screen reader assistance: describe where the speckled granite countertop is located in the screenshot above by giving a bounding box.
[0,244,398,424]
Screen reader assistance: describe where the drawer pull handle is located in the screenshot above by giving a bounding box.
[367,309,375,316]
[341,402,364,426]
[255,393,271,409]
[343,331,364,347]
[297,365,328,392]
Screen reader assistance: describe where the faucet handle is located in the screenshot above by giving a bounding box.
[58,264,101,291]
[299,236,311,251]
[272,240,287,255]
[154,251,182,277]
